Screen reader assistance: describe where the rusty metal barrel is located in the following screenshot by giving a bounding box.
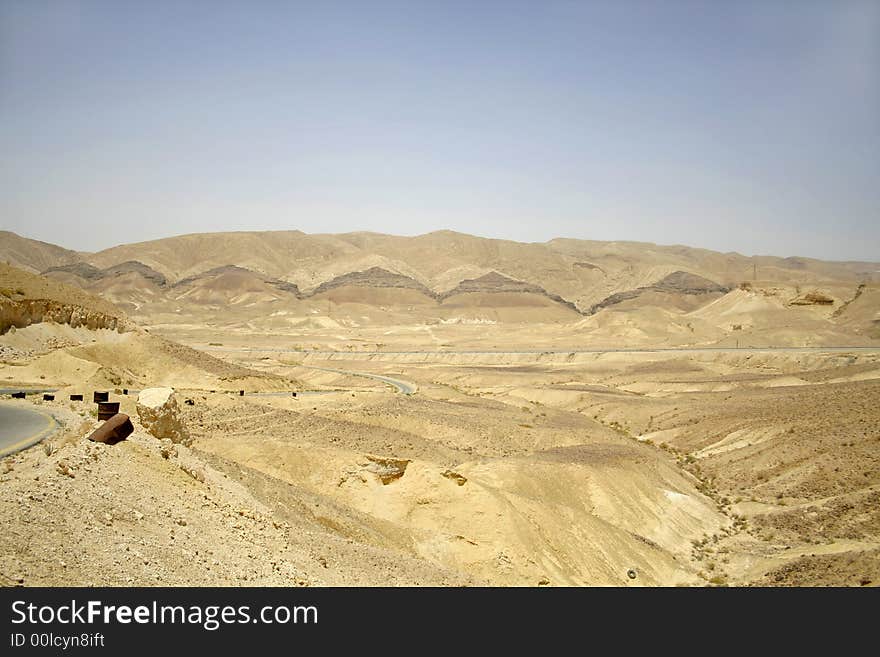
[122,388,128,395]
[239,390,245,396]
[97,401,120,420]
[93,391,109,403]
[42,394,55,401]
[69,394,83,401]
[87,413,133,445]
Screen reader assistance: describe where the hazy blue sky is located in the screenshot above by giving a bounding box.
[1,0,878,260]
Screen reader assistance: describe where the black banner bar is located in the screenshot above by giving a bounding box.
[0,586,873,651]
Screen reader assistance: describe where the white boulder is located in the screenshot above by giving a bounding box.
[136,387,191,445]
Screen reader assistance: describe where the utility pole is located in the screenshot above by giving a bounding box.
[753,262,757,281]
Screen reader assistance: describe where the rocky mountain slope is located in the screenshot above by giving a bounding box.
[4,230,875,313]
[0,230,876,343]
[1,263,129,335]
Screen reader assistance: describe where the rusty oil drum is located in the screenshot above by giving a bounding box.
[97,401,120,421]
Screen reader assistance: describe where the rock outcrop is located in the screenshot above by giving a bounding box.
[440,271,582,313]
[172,265,300,297]
[790,291,834,306]
[44,260,168,287]
[441,469,467,486]
[136,387,191,445]
[587,271,730,315]
[364,454,410,484]
[0,297,127,335]
[311,267,437,299]
[0,263,130,334]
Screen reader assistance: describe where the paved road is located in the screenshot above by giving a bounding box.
[187,351,419,395]
[302,366,417,395]
[203,346,880,356]
[248,390,334,398]
[0,388,58,396]
[199,344,880,397]
[0,403,57,457]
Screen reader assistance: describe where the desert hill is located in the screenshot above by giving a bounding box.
[0,230,83,274]
[587,271,731,315]
[0,264,295,391]
[4,229,874,309]
[1,262,127,334]
[0,229,876,346]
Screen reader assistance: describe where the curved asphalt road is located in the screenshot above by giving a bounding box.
[0,403,58,457]
[302,365,417,395]
[200,344,880,397]
[204,346,880,356]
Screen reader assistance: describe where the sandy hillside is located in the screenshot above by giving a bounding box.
[1,264,297,392]
[314,348,876,586]
[1,376,727,586]
[4,230,873,332]
[0,231,82,274]
[0,397,470,586]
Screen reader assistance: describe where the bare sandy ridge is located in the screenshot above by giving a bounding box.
[6,230,876,353]
[0,264,299,392]
[5,229,877,322]
[186,341,879,586]
[0,231,82,275]
[0,397,471,586]
[1,262,125,323]
[176,389,724,585]
[285,349,876,586]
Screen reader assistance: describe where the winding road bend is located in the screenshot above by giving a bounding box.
[0,403,58,457]
[302,366,417,395]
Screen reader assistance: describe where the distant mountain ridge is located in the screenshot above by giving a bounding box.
[1,229,876,319]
